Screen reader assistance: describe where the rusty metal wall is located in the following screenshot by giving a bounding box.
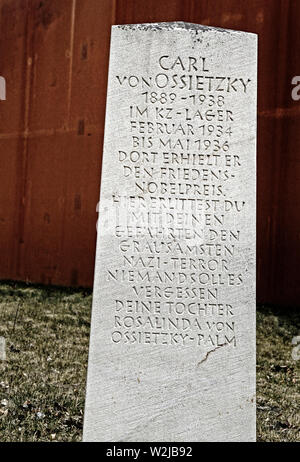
[0,0,299,305]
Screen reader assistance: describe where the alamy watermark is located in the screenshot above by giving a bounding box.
[95,197,210,245]
[291,76,300,101]
[0,76,6,100]
[0,337,6,361]
[291,335,300,360]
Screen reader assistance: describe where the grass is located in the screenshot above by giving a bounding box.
[0,282,91,442]
[257,305,300,441]
[0,281,299,442]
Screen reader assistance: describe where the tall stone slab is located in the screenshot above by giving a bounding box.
[84,22,257,442]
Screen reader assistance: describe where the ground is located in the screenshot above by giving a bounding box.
[0,281,299,442]
[257,304,300,441]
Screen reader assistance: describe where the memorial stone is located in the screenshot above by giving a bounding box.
[84,22,257,442]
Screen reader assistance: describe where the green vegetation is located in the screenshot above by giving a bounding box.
[0,281,298,442]
[0,282,91,442]
[257,305,300,441]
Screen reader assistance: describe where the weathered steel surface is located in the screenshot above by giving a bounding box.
[0,0,299,305]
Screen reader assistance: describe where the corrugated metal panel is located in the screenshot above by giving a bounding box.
[0,0,299,305]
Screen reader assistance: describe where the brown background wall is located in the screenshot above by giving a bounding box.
[0,0,299,306]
